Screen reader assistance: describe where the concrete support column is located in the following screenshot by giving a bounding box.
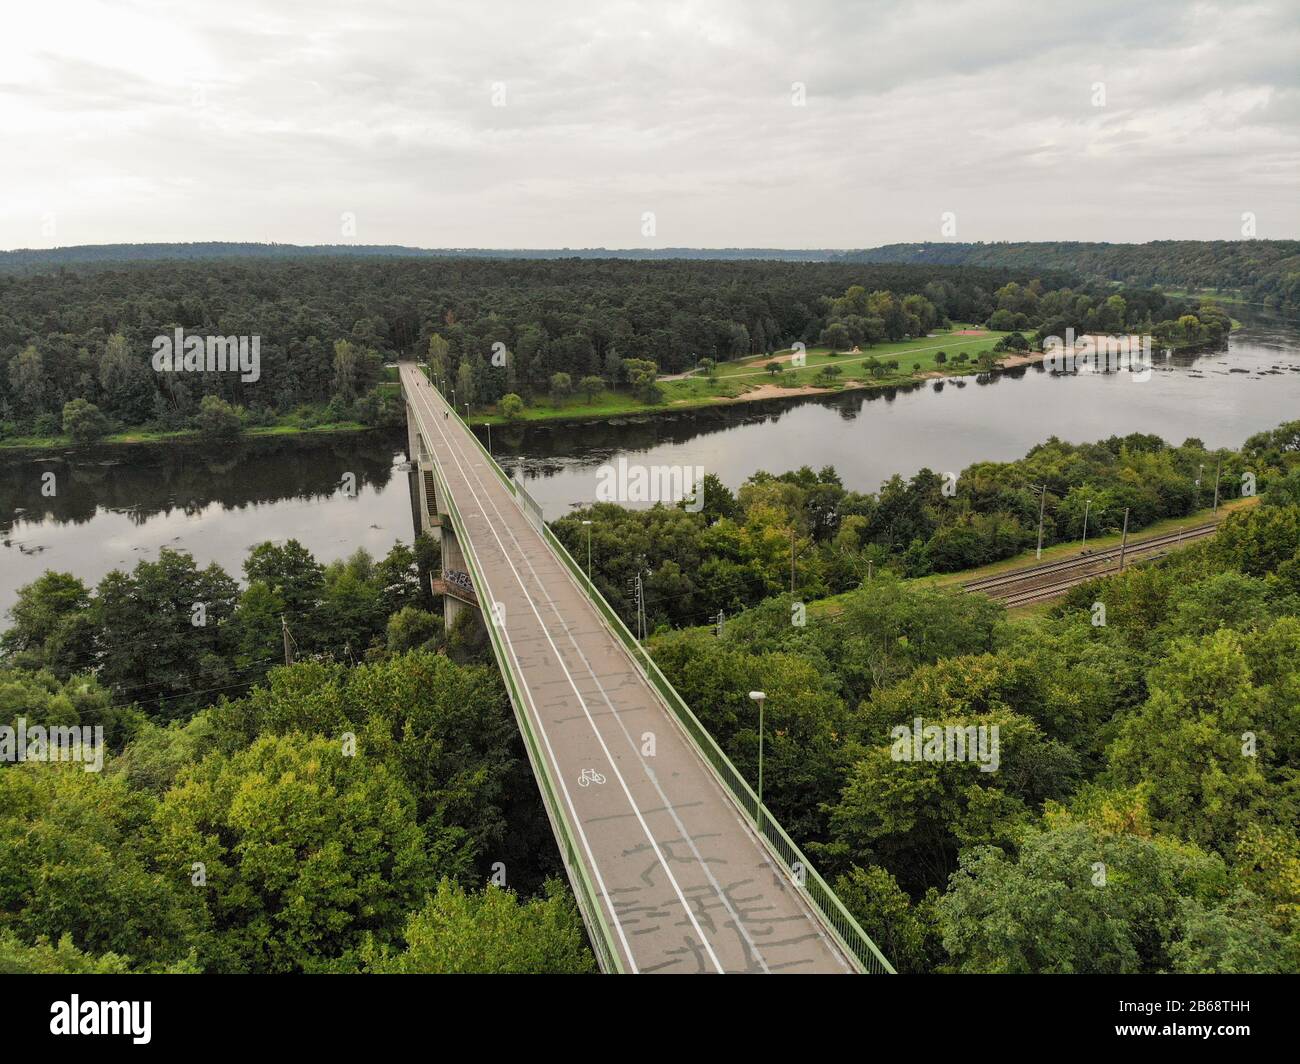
[440,525,470,629]
[403,382,477,631]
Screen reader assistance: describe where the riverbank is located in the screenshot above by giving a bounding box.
[0,413,376,453]
[468,329,1015,426]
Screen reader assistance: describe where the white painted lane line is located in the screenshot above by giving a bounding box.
[411,371,724,971]
[405,370,639,971]
[414,375,725,972]
[443,414,773,971]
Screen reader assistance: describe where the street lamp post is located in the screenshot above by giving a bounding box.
[749,691,766,835]
[1081,498,1092,550]
[581,520,593,580]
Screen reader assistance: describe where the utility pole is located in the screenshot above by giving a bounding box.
[1119,507,1130,571]
[581,520,593,580]
[1034,484,1047,561]
[715,609,725,638]
[280,615,294,666]
[1081,498,1091,550]
[1213,458,1222,514]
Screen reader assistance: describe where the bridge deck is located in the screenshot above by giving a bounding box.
[401,364,854,974]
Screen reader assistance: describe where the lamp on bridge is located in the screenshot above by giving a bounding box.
[581,520,593,580]
[749,690,766,836]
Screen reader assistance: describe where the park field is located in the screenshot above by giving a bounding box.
[471,328,1015,425]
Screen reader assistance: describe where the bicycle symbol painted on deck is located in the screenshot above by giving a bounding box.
[578,767,607,787]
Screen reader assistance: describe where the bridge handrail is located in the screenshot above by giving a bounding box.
[424,458,624,974]
[417,363,892,974]
[540,519,895,975]
[428,366,518,495]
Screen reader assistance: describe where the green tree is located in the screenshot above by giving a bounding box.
[331,339,360,402]
[499,392,525,420]
[622,358,662,404]
[937,822,1228,973]
[364,879,594,974]
[549,371,572,405]
[243,540,324,635]
[386,607,442,653]
[426,333,451,381]
[1106,629,1287,853]
[1169,890,1291,974]
[0,571,96,676]
[833,865,939,973]
[0,766,196,970]
[150,734,435,972]
[194,395,242,442]
[8,345,46,415]
[61,398,110,445]
[821,322,851,352]
[92,549,241,718]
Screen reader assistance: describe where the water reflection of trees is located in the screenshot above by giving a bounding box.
[0,431,404,531]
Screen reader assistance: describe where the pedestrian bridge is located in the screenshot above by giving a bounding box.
[401,362,892,974]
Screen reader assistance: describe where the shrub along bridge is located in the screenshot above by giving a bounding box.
[401,362,892,975]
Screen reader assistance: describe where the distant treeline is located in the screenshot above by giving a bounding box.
[836,240,1300,313]
[1,257,1078,438]
[0,242,842,271]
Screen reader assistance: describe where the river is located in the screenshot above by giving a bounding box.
[2,309,1297,617]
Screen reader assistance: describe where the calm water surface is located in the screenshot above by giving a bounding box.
[496,312,1300,520]
[3,310,1298,616]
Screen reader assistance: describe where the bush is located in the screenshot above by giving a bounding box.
[500,393,525,420]
[194,395,243,442]
[61,398,110,445]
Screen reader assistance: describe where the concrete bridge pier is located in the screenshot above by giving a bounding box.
[406,393,479,631]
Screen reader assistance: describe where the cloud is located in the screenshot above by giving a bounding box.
[1,0,1296,248]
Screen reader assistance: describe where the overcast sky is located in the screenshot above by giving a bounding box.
[3,0,1297,250]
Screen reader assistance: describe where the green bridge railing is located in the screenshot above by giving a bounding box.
[422,455,624,973]
[418,364,895,975]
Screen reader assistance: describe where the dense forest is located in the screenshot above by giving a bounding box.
[553,419,1286,630]
[0,533,599,973]
[650,489,1300,973]
[3,420,1297,972]
[0,255,1226,443]
[838,240,1300,314]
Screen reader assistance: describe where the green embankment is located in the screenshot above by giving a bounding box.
[471,329,1013,426]
[0,405,380,452]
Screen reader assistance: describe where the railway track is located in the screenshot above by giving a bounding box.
[961,521,1221,606]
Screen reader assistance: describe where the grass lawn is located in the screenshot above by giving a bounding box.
[469,328,1015,425]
